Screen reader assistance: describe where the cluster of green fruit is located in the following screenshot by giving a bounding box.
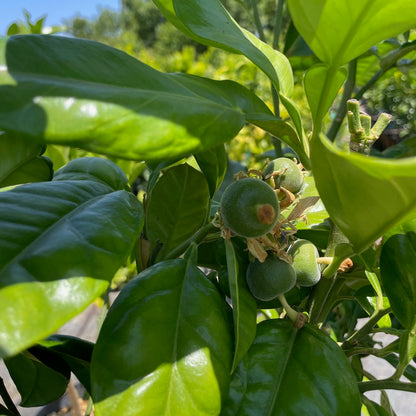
[220,158,321,302]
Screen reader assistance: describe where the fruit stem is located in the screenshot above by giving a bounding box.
[277,293,308,329]
[316,256,333,265]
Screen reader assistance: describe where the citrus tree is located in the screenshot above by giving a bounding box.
[1,1,416,415]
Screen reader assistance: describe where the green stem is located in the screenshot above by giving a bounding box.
[308,220,350,324]
[358,379,416,393]
[345,339,399,358]
[343,308,392,347]
[273,0,285,50]
[371,327,404,336]
[307,275,344,325]
[164,222,217,260]
[0,377,20,416]
[327,59,357,141]
[249,0,266,42]
[84,396,94,416]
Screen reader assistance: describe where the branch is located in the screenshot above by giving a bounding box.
[358,379,416,393]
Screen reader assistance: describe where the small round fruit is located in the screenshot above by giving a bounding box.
[264,158,303,193]
[288,239,320,287]
[220,178,279,238]
[246,255,296,301]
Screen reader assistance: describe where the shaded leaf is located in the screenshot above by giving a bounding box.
[4,351,69,407]
[0,133,52,187]
[195,145,227,198]
[221,319,361,416]
[37,335,94,394]
[146,164,210,259]
[91,258,233,416]
[380,232,416,329]
[224,239,257,372]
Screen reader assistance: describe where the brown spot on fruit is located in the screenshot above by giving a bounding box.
[257,203,276,225]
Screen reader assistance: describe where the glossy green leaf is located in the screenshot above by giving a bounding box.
[154,0,293,96]
[288,0,416,67]
[304,64,347,125]
[146,164,210,259]
[195,145,227,198]
[380,232,416,329]
[37,335,94,394]
[0,133,52,187]
[246,116,310,169]
[311,134,416,253]
[0,35,246,161]
[221,319,361,416]
[224,239,257,372]
[91,258,233,416]
[4,351,69,407]
[53,156,130,190]
[0,158,144,358]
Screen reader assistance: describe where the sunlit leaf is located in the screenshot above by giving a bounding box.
[311,134,416,253]
[288,0,416,66]
[91,258,233,416]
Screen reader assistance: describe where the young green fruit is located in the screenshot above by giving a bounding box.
[220,178,279,238]
[288,239,320,287]
[264,157,304,193]
[246,255,296,301]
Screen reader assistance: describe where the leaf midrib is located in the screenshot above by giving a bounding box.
[7,71,244,114]
[266,326,299,416]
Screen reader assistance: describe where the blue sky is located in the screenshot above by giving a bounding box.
[1,0,121,35]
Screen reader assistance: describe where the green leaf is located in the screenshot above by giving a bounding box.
[295,175,328,229]
[91,258,233,416]
[288,0,416,67]
[0,35,245,161]
[311,134,416,253]
[4,351,69,407]
[146,164,210,260]
[154,0,293,96]
[0,158,144,358]
[0,133,52,187]
[304,64,347,125]
[221,319,361,416]
[380,232,416,329]
[53,156,130,190]
[246,116,310,169]
[224,239,257,372]
[195,145,227,198]
[362,399,391,416]
[0,404,16,416]
[37,335,94,394]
